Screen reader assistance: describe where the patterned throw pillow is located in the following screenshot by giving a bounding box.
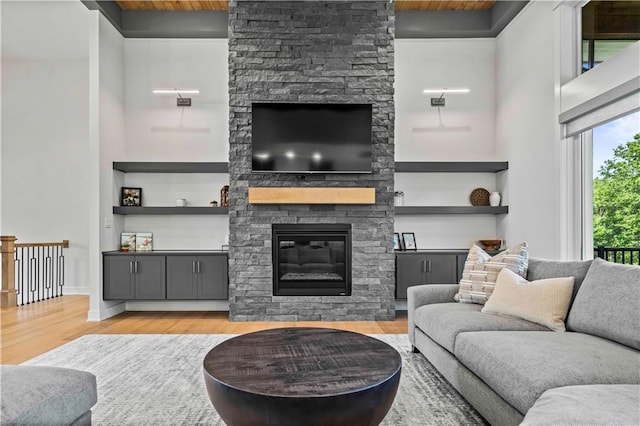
[455,242,529,304]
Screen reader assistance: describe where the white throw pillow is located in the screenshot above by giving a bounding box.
[481,268,575,331]
[455,242,529,305]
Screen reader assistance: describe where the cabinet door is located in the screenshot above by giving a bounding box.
[457,253,468,281]
[198,255,228,300]
[167,256,198,299]
[135,256,166,300]
[104,256,135,300]
[395,254,427,299]
[426,254,458,284]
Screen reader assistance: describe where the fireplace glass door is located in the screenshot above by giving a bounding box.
[272,224,351,296]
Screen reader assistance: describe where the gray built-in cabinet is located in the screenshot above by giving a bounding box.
[395,251,467,299]
[103,251,228,301]
[104,255,166,300]
[166,255,228,300]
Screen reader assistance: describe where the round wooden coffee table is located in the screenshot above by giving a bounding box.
[203,327,402,426]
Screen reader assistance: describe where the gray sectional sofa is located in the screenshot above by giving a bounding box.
[0,365,97,425]
[408,257,640,426]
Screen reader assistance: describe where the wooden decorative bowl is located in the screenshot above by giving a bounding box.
[469,188,490,206]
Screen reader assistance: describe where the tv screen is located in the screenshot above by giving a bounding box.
[251,103,372,173]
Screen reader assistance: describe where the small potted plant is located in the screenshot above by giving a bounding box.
[121,242,130,252]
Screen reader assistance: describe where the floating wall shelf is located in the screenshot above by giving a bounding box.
[113,162,228,173]
[394,162,508,173]
[113,207,229,215]
[113,161,507,174]
[395,206,508,215]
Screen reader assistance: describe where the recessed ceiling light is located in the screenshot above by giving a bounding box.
[312,152,322,162]
[285,151,295,159]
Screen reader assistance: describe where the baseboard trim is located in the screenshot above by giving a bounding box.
[61,286,90,295]
[125,300,230,311]
[87,302,126,321]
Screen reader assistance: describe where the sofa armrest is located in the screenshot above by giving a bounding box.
[407,284,459,346]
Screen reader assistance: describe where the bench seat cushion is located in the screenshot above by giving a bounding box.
[454,331,640,414]
[1,365,97,425]
[521,384,640,426]
[413,302,548,353]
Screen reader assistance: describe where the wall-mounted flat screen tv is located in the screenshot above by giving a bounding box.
[252,103,372,173]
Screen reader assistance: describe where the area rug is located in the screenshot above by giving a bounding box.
[23,334,487,425]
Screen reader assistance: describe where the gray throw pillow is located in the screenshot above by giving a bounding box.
[566,258,640,350]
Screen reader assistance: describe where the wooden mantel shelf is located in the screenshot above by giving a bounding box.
[248,187,376,205]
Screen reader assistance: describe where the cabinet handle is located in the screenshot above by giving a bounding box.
[421,260,426,273]
[197,261,201,274]
[193,261,197,274]
[427,260,432,273]
[134,261,139,274]
[129,261,134,274]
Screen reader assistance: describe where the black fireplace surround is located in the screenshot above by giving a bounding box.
[272,224,352,296]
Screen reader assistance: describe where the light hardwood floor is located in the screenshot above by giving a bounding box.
[0,295,408,364]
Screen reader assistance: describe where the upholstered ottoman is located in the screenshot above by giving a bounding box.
[1,365,97,425]
[521,384,640,426]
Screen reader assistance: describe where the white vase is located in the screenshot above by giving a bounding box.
[489,192,501,207]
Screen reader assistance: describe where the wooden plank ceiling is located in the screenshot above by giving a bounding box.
[115,1,496,12]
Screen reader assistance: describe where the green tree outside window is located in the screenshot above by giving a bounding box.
[593,133,640,248]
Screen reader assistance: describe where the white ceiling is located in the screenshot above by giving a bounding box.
[1,0,91,61]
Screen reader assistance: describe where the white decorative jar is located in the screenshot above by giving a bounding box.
[489,192,501,207]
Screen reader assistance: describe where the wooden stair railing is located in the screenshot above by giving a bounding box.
[1,236,69,307]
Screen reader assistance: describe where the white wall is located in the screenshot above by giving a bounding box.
[395,39,502,249]
[1,1,91,294]
[124,39,229,161]
[496,1,561,259]
[121,39,229,250]
[87,12,127,320]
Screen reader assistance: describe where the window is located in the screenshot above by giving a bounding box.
[591,112,640,263]
[582,1,640,72]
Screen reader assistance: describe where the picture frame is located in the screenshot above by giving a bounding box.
[401,232,417,250]
[393,233,402,250]
[121,187,142,207]
[120,232,136,252]
[135,232,153,251]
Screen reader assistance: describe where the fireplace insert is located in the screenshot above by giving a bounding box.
[272,224,351,296]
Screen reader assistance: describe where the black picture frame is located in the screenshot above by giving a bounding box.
[401,232,417,250]
[121,187,142,207]
[393,232,402,250]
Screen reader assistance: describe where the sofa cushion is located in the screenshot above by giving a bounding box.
[521,384,640,426]
[454,331,640,415]
[526,258,592,305]
[566,258,640,350]
[300,263,335,274]
[279,263,301,275]
[279,247,299,265]
[0,365,97,425]
[414,302,548,353]
[456,242,529,305]
[481,268,574,331]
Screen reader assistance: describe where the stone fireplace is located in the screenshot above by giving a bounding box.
[228,0,395,321]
